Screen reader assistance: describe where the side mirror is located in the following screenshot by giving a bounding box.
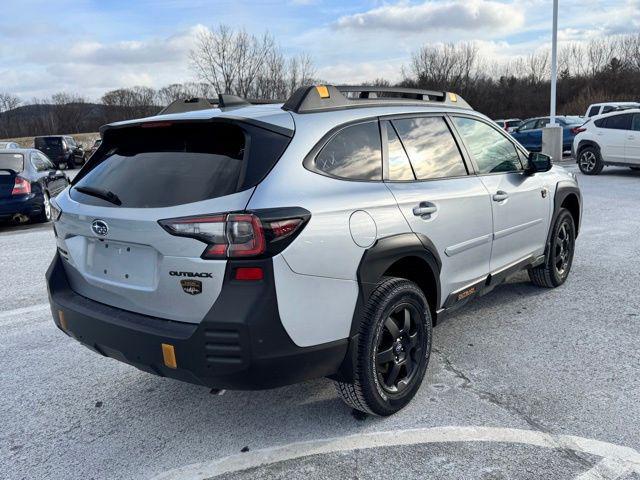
[527,152,552,174]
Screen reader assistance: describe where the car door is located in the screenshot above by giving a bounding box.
[31,151,66,196]
[512,119,538,149]
[597,113,632,163]
[528,118,548,151]
[382,116,493,303]
[624,114,640,165]
[451,115,551,272]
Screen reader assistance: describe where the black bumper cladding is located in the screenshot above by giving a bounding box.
[46,253,347,390]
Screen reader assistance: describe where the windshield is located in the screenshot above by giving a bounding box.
[0,152,24,172]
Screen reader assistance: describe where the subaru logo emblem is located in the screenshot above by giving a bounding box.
[91,219,109,236]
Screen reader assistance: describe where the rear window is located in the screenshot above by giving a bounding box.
[35,137,62,148]
[559,116,583,125]
[71,121,290,208]
[0,153,24,173]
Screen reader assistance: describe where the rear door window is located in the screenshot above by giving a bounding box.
[314,122,382,180]
[632,114,640,132]
[71,121,290,208]
[519,120,537,131]
[0,153,24,172]
[385,122,415,181]
[392,116,467,180]
[597,114,632,130]
[31,152,49,171]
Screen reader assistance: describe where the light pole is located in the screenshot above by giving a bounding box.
[549,0,558,126]
[542,0,563,161]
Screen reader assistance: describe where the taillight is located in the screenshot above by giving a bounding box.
[159,209,309,259]
[11,177,31,196]
[571,127,586,134]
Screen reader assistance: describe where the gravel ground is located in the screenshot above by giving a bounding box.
[1,164,639,480]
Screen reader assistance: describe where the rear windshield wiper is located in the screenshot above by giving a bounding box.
[75,186,122,206]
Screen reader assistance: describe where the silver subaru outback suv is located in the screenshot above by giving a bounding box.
[47,85,581,416]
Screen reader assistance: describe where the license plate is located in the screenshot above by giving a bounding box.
[85,238,157,288]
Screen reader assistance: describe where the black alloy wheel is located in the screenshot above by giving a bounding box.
[375,304,423,395]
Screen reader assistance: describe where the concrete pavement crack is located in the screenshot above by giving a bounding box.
[432,347,594,470]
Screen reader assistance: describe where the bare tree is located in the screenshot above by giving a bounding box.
[409,42,480,91]
[190,25,316,99]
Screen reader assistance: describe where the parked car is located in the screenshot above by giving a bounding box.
[585,102,640,118]
[0,149,69,223]
[46,85,581,416]
[510,116,584,152]
[86,138,102,158]
[34,136,86,169]
[494,118,522,132]
[573,109,640,174]
[0,141,21,149]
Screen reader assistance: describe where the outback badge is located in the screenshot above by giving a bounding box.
[180,279,202,296]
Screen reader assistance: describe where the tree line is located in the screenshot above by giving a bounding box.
[2,28,640,139]
[401,34,640,119]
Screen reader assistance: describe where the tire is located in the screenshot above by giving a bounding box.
[529,208,576,288]
[334,277,432,416]
[74,155,86,167]
[577,146,603,175]
[34,192,52,223]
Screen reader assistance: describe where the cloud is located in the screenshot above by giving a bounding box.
[318,59,407,84]
[335,0,524,34]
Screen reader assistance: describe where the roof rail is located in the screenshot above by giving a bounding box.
[282,85,471,114]
[157,94,283,115]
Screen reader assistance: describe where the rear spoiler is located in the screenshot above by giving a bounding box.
[157,95,283,115]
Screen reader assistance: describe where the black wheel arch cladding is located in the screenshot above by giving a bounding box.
[545,181,581,258]
[356,233,441,318]
[333,233,441,384]
[333,234,440,384]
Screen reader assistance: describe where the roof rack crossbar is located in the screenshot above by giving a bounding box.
[282,84,471,114]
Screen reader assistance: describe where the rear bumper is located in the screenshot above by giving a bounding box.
[46,253,348,390]
[0,193,44,220]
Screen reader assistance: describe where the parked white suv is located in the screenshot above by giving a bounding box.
[573,109,640,175]
[47,85,581,416]
[585,102,640,118]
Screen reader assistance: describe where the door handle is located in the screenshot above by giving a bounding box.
[413,202,438,217]
[493,191,509,202]
[628,136,636,140]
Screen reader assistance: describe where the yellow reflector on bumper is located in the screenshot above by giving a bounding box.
[58,310,67,331]
[162,343,177,369]
[316,85,330,98]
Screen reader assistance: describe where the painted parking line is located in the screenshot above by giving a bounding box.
[151,426,640,480]
[575,457,636,480]
[0,303,50,327]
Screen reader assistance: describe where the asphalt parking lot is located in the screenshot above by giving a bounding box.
[2,163,640,480]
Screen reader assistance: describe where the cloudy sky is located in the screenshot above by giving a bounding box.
[1,0,638,101]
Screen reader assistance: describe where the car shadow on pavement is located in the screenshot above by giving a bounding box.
[0,219,52,234]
